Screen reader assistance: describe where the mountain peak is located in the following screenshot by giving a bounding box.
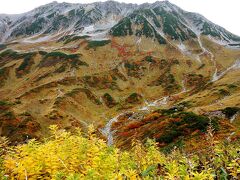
[0,0,239,46]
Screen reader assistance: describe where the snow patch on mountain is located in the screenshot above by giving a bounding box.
[0,0,239,49]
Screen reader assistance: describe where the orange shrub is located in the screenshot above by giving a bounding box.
[125,121,144,130]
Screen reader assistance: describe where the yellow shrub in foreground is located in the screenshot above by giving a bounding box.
[0,125,239,179]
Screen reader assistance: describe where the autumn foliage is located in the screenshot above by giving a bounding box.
[0,125,239,179]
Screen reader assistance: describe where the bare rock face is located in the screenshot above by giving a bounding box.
[204,110,226,119]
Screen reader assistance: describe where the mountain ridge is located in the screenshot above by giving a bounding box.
[0,0,239,48]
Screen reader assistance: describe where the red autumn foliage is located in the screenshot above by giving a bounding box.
[125,121,144,130]
[143,112,162,122]
[117,131,132,137]
[111,39,132,58]
[153,132,163,139]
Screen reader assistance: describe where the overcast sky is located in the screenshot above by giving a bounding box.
[0,0,239,36]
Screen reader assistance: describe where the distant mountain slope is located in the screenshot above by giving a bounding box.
[0,1,239,48]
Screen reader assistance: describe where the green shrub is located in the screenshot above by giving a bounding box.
[0,68,5,76]
[103,93,114,102]
[40,52,83,67]
[144,56,155,63]
[181,112,210,131]
[0,49,20,59]
[222,107,240,118]
[153,8,196,41]
[64,35,90,44]
[25,18,46,35]
[87,40,111,49]
[69,58,88,68]
[218,89,230,96]
[124,62,138,70]
[0,44,7,51]
[157,129,182,143]
[202,22,220,37]
[16,52,36,72]
[4,111,15,119]
[43,52,79,60]
[227,84,238,89]
[160,106,184,115]
[38,51,48,56]
[54,65,66,73]
[0,101,9,106]
[110,17,133,36]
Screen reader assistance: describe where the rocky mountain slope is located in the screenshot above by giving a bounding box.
[1,1,240,46]
[0,1,239,150]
